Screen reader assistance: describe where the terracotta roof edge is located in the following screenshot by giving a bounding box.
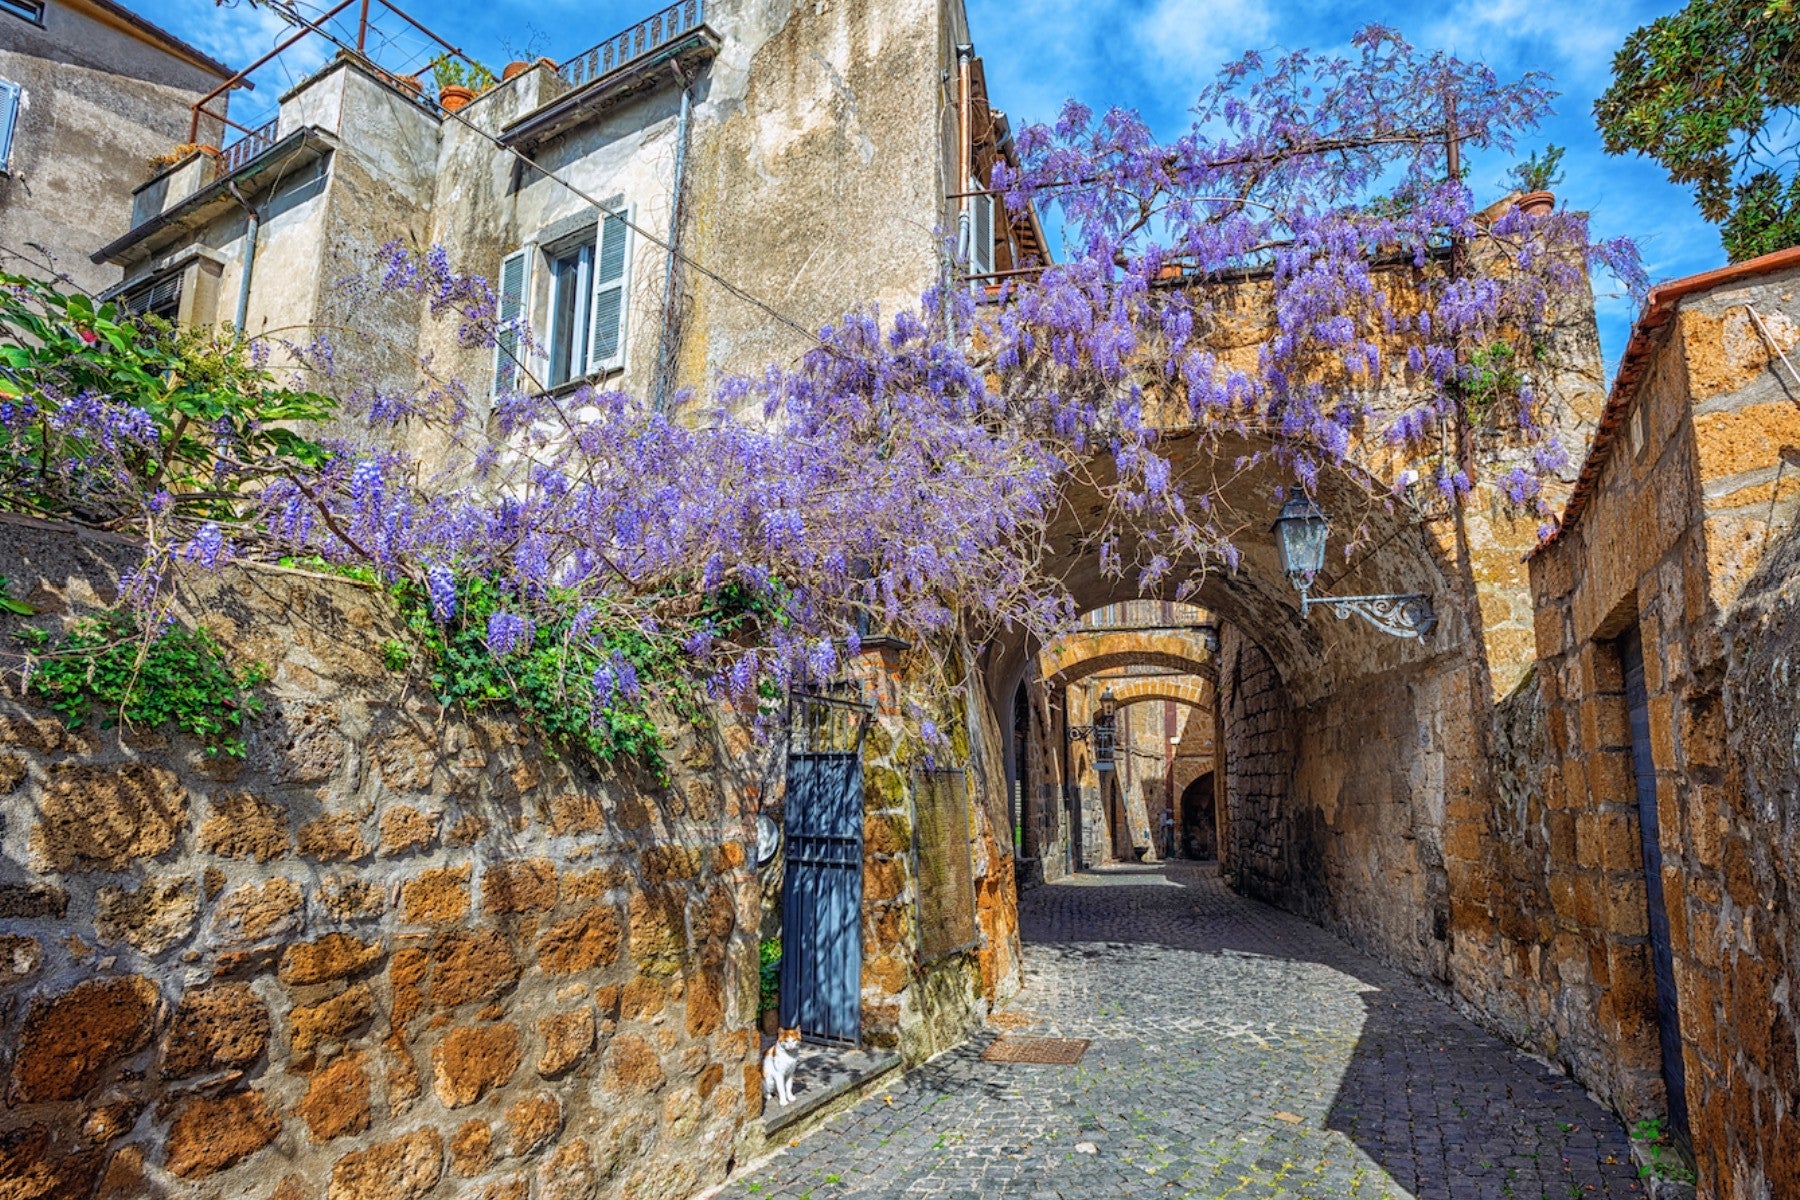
[1530,245,1800,559]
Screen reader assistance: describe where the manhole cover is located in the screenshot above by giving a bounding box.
[981,1036,1090,1065]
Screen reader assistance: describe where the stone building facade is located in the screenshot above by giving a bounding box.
[90,0,1037,431]
[1459,247,1800,1199]
[0,0,232,296]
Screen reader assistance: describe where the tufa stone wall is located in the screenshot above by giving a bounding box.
[0,517,1019,1200]
[1216,625,1294,904]
[1470,258,1800,1198]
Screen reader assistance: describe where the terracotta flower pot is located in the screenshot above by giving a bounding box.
[1515,191,1555,217]
[395,75,424,98]
[502,60,531,81]
[438,84,475,113]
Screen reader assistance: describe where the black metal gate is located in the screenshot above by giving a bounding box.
[778,693,869,1045]
[1621,628,1691,1143]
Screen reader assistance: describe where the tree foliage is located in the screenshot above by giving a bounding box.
[1595,0,1800,261]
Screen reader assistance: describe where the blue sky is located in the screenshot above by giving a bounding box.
[146,0,1718,372]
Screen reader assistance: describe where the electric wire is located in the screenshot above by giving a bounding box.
[257,0,830,350]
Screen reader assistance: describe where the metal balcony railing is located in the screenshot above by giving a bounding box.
[217,117,280,176]
[559,0,706,90]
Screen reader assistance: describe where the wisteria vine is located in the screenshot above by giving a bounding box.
[0,27,1646,759]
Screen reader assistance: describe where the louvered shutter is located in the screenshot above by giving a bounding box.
[0,80,20,173]
[969,176,994,285]
[586,207,630,374]
[494,249,527,395]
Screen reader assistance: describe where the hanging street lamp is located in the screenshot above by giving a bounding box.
[1091,687,1117,772]
[1272,487,1437,640]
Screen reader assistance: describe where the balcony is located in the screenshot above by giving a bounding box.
[501,0,719,149]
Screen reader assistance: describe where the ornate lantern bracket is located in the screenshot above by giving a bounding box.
[1273,486,1437,642]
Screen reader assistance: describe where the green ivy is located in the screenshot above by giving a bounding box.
[386,574,707,779]
[16,612,269,755]
[759,936,782,1016]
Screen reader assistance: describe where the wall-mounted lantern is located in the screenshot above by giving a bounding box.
[1272,487,1437,640]
[1066,686,1119,772]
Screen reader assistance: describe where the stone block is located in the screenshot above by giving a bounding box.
[33,762,186,872]
[198,791,291,861]
[281,933,384,986]
[399,865,470,925]
[298,1050,373,1142]
[432,1022,521,1107]
[327,1128,444,1200]
[536,1005,595,1078]
[162,982,271,1078]
[378,805,439,857]
[290,982,376,1058]
[540,904,624,975]
[0,882,67,918]
[505,1090,562,1157]
[483,858,558,914]
[450,1120,493,1177]
[11,975,157,1102]
[0,933,42,986]
[211,877,305,945]
[603,1033,665,1094]
[164,1089,282,1179]
[536,1139,597,1200]
[298,812,372,861]
[426,928,520,1010]
[94,877,199,955]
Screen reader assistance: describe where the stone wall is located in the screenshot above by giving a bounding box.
[1464,256,1800,1198]
[0,517,1016,1199]
[1216,625,1294,904]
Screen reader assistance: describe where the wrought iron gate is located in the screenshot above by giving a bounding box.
[778,693,869,1045]
[1622,628,1691,1143]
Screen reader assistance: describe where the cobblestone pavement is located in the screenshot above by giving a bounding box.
[718,863,1643,1200]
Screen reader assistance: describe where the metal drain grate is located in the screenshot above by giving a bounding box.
[981,1036,1091,1065]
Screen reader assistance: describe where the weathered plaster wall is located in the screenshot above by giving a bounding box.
[1472,262,1800,1198]
[0,0,227,295]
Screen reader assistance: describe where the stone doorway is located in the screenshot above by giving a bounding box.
[1180,770,1217,861]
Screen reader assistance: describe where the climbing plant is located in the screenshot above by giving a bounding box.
[0,26,1645,760]
[15,613,269,756]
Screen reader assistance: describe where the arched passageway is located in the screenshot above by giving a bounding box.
[981,421,1538,987]
[1179,770,1217,860]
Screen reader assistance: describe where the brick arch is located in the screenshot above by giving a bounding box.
[1102,676,1215,712]
[1039,628,1217,685]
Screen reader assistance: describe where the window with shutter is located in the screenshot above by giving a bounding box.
[493,249,528,395]
[0,80,20,174]
[586,206,631,375]
[968,176,995,287]
[121,272,183,321]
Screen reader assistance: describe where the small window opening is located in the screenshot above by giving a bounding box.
[1,0,44,25]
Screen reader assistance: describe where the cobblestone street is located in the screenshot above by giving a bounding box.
[720,865,1643,1200]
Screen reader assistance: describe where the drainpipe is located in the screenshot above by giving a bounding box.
[653,66,694,411]
[955,45,974,274]
[227,180,260,340]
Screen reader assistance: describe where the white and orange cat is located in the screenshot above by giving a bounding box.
[761,1027,802,1107]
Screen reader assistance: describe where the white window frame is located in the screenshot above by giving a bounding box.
[541,230,595,389]
[494,201,632,397]
[0,80,20,175]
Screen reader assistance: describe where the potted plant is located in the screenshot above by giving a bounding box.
[1509,145,1564,217]
[430,55,496,113]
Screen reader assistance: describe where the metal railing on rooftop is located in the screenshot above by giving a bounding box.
[559,0,707,89]
[217,117,280,177]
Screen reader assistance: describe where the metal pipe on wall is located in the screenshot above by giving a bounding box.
[226,181,260,339]
[653,67,694,411]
